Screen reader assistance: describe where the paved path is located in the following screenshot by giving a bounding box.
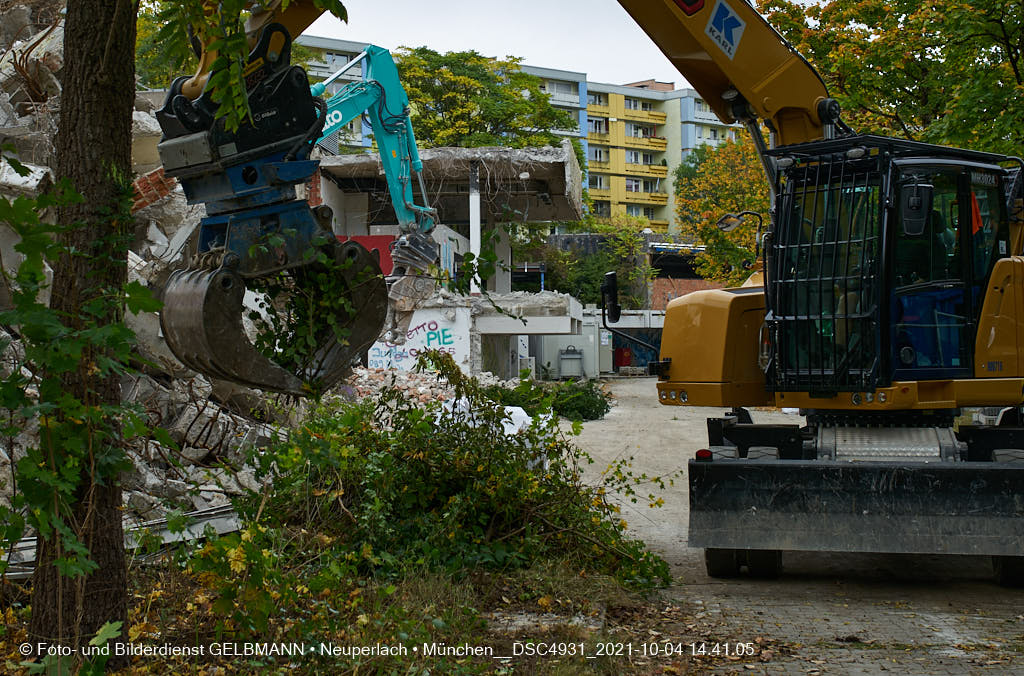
[571,377,1024,674]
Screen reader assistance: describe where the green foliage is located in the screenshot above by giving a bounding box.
[136,6,195,89]
[145,0,348,130]
[204,351,669,615]
[483,372,612,422]
[0,149,160,582]
[761,0,1024,154]
[395,47,578,148]
[512,216,656,308]
[245,234,377,398]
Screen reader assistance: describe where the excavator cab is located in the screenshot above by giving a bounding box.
[764,135,1014,396]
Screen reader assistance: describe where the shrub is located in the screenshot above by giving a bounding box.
[482,373,612,422]
[232,352,664,588]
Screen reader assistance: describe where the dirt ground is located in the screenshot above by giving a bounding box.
[571,377,1024,674]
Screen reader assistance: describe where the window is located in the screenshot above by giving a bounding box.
[544,81,577,96]
[625,151,655,165]
[695,126,703,139]
[641,101,653,111]
[709,128,719,140]
[644,207,656,219]
[592,201,611,217]
[625,178,642,192]
[625,123,653,138]
[587,145,608,162]
[643,179,660,193]
[588,117,609,134]
[695,98,709,113]
[588,173,608,190]
[587,92,607,106]
[625,97,639,110]
[969,171,1004,281]
[626,204,642,217]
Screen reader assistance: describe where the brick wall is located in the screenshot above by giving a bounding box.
[651,277,724,310]
[306,169,323,207]
[131,167,177,213]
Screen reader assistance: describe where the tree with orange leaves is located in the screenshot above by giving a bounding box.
[674,135,770,285]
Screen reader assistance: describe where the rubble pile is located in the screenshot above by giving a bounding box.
[0,9,529,530]
[347,366,518,403]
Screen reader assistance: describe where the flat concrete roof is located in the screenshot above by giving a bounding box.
[318,140,584,225]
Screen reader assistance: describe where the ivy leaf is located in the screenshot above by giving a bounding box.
[124,281,162,314]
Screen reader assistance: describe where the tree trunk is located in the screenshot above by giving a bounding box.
[28,0,136,663]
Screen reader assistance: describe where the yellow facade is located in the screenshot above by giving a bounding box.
[587,91,671,231]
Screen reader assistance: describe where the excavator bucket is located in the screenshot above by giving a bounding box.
[160,239,387,397]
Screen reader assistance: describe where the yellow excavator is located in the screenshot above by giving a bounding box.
[607,0,1024,584]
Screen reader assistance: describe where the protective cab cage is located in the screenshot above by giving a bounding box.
[762,135,1017,396]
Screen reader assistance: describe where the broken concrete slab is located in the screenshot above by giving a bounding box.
[131,110,163,175]
[319,139,584,228]
[0,156,52,196]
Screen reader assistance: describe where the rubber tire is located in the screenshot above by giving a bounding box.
[993,556,1024,587]
[705,548,740,578]
[746,549,783,579]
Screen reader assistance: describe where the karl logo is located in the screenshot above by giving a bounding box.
[705,0,746,60]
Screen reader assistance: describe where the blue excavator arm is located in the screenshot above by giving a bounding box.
[308,45,441,343]
[311,45,437,241]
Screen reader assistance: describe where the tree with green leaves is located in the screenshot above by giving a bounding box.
[761,0,1024,154]
[12,0,348,664]
[674,136,770,286]
[395,47,577,148]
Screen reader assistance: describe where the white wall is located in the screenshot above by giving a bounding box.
[367,306,472,373]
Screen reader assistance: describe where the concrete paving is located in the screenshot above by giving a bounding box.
[571,377,1024,674]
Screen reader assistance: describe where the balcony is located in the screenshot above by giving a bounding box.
[625,163,669,179]
[625,191,669,206]
[622,108,667,125]
[587,131,610,143]
[624,135,668,151]
[648,219,670,231]
[588,188,611,200]
[587,103,610,116]
[588,160,611,172]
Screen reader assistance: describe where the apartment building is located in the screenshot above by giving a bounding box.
[585,82,740,232]
[521,65,588,153]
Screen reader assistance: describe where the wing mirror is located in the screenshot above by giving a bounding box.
[601,271,621,324]
[900,183,934,236]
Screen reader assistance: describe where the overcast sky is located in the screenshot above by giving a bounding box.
[306,0,688,88]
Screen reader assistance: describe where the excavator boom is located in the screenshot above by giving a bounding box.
[617,0,837,147]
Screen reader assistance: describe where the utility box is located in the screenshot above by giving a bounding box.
[559,345,584,379]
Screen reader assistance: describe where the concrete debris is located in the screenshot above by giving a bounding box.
[347,365,517,404]
[472,290,574,317]
[0,22,64,112]
[131,110,163,174]
[0,156,52,196]
[0,6,33,55]
[0,8,557,529]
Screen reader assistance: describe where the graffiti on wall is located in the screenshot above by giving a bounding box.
[368,308,471,372]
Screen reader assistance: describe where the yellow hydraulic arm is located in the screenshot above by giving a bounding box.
[617,0,843,148]
[181,0,325,100]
